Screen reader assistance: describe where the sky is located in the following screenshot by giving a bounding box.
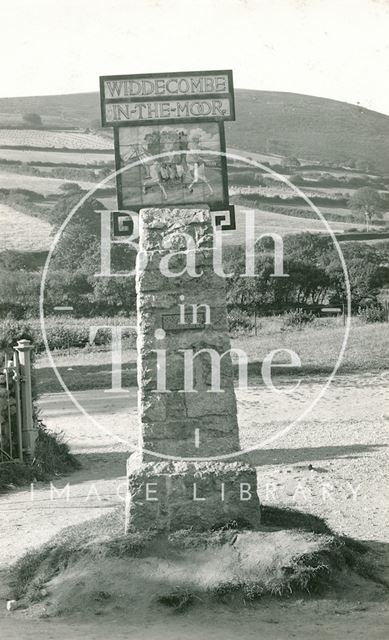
[2,0,389,115]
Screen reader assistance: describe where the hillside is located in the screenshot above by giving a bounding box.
[226,91,389,172]
[0,89,389,170]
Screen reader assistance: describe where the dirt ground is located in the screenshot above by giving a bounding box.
[2,596,389,640]
[1,371,388,637]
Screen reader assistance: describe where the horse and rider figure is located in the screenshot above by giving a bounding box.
[123,128,214,200]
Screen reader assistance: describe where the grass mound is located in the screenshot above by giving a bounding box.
[0,422,79,492]
[6,507,375,617]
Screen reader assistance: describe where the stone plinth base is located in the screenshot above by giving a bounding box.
[125,454,261,532]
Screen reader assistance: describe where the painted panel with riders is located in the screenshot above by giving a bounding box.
[116,122,226,208]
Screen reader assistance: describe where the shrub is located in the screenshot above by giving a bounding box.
[43,319,137,351]
[42,320,126,351]
[357,305,387,323]
[59,182,84,193]
[0,319,35,351]
[0,423,79,492]
[282,309,315,329]
[0,317,137,353]
[228,308,254,332]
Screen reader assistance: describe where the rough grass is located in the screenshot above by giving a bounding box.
[0,422,79,492]
[8,509,144,602]
[32,423,80,478]
[157,588,196,612]
[35,319,389,394]
[6,505,375,616]
[232,317,389,377]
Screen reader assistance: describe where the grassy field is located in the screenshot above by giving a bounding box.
[0,203,52,251]
[222,204,364,244]
[0,128,112,150]
[228,147,284,165]
[0,148,114,164]
[232,317,388,377]
[0,171,96,195]
[35,319,388,394]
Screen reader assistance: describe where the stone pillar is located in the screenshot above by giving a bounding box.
[126,208,260,532]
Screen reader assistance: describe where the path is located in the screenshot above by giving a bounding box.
[1,371,388,569]
[0,372,388,637]
[2,598,389,640]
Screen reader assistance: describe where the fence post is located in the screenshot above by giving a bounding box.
[14,339,36,459]
[11,353,24,461]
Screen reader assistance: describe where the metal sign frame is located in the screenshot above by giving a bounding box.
[111,205,236,235]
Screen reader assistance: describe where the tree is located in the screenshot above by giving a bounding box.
[349,187,383,231]
[58,182,84,194]
[224,234,333,311]
[47,193,138,316]
[289,174,305,186]
[87,276,136,316]
[22,112,42,127]
[0,269,40,318]
[49,192,103,229]
[321,242,387,308]
[44,269,92,315]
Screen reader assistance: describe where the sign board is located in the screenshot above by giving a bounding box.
[162,312,207,332]
[100,70,234,127]
[99,68,236,229]
[114,121,229,212]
